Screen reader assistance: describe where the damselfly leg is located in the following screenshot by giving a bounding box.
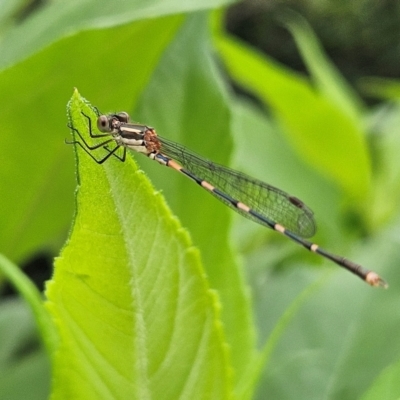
[67,112,126,164]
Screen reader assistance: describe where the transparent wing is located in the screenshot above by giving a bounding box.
[159,137,316,238]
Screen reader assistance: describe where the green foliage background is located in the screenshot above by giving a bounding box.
[0,0,400,399]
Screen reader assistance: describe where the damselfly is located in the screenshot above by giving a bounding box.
[67,110,388,288]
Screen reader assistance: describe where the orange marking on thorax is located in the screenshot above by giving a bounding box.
[144,128,161,153]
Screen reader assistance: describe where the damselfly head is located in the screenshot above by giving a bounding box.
[97,115,111,132]
[97,112,130,133]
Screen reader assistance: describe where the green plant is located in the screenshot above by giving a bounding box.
[1,1,400,399]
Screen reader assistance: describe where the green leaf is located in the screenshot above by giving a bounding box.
[215,33,371,201]
[0,15,183,263]
[0,253,58,355]
[0,0,237,69]
[134,14,257,395]
[251,227,399,400]
[45,89,233,399]
[367,102,400,230]
[360,360,400,400]
[0,0,26,30]
[358,77,400,100]
[283,12,365,120]
[0,299,51,400]
[239,276,326,400]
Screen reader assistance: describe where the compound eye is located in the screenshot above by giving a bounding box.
[97,115,110,132]
[117,112,129,123]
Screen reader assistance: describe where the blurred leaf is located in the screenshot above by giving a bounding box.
[367,102,400,230]
[283,12,365,120]
[228,102,394,400]
[252,224,399,400]
[45,90,233,399]
[0,254,57,354]
[0,299,50,400]
[239,277,325,400]
[358,77,400,100]
[0,0,26,31]
[215,33,371,201]
[360,360,400,400]
[0,0,237,69]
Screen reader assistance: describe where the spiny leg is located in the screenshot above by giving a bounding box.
[66,111,123,163]
[81,111,112,139]
[66,124,115,150]
[92,106,100,117]
[67,111,111,144]
[104,145,127,162]
[69,139,122,164]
